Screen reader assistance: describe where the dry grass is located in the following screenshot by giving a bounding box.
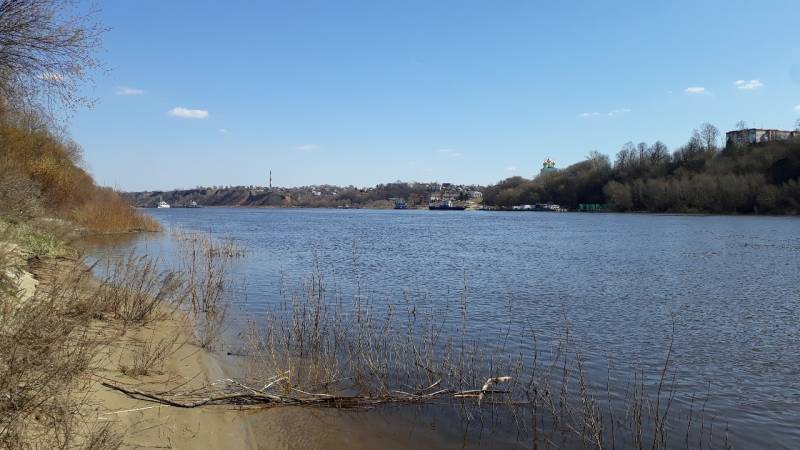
[82,423,123,450]
[73,187,161,233]
[119,328,183,378]
[96,252,185,325]
[0,246,103,448]
[0,219,74,258]
[0,221,214,448]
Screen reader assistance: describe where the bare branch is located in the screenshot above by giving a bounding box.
[0,0,105,116]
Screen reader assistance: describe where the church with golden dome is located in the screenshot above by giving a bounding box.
[540,158,558,175]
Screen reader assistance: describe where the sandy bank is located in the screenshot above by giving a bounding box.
[22,253,256,449]
[83,313,256,449]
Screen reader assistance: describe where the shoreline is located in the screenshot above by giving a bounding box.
[13,237,257,449]
[137,204,800,218]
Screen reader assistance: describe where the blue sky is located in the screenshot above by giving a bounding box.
[71,0,800,191]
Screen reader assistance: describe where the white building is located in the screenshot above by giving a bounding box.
[726,128,798,146]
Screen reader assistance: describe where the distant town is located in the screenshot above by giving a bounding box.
[126,123,800,215]
[127,180,489,210]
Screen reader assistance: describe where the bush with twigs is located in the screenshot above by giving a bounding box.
[0,245,109,448]
[119,329,182,378]
[96,252,185,325]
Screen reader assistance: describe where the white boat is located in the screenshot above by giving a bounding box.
[157,200,171,209]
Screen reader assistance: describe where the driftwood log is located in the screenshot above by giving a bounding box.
[100,376,513,410]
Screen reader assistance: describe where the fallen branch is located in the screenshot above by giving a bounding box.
[100,382,285,408]
[99,375,514,410]
[478,376,513,405]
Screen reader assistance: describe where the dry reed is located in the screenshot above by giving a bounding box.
[73,187,161,233]
[172,229,243,349]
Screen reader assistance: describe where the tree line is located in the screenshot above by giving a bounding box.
[483,123,800,214]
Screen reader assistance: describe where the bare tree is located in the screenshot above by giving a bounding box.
[735,120,747,130]
[698,123,720,151]
[586,150,610,171]
[795,118,800,132]
[636,142,648,166]
[648,141,670,164]
[615,141,637,171]
[586,150,609,164]
[688,130,703,150]
[0,0,104,114]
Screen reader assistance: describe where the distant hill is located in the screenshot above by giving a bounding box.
[124,182,484,209]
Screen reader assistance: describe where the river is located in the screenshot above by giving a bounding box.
[83,208,800,449]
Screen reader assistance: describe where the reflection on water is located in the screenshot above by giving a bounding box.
[77,231,141,252]
[83,208,800,448]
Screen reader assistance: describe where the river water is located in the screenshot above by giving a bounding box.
[85,208,800,449]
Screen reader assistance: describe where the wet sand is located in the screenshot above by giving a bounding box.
[82,311,258,449]
[82,312,460,449]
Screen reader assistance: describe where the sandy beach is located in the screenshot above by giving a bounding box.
[17,249,254,449]
[83,315,256,449]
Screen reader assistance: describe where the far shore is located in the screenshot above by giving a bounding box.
[135,204,800,217]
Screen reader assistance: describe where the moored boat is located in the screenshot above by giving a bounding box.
[428,200,466,211]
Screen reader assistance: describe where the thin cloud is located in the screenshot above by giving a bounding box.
[794,104,800,112]
[608,108,632,116]
[580,108,631,118]
[685,87,706,94]
[505,166,517,172]
[295,144,319,151]
[436,148,462,157]
[218,128,230,134]
[168,107,209,119]
[116,86,145,96]
[734,79,763,90]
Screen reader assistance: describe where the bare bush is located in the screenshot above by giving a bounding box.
[73,187,161,233]
[97,252,185,325]
[0,161,43,219]
[0,252,100,448]
[119,329,182,378]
